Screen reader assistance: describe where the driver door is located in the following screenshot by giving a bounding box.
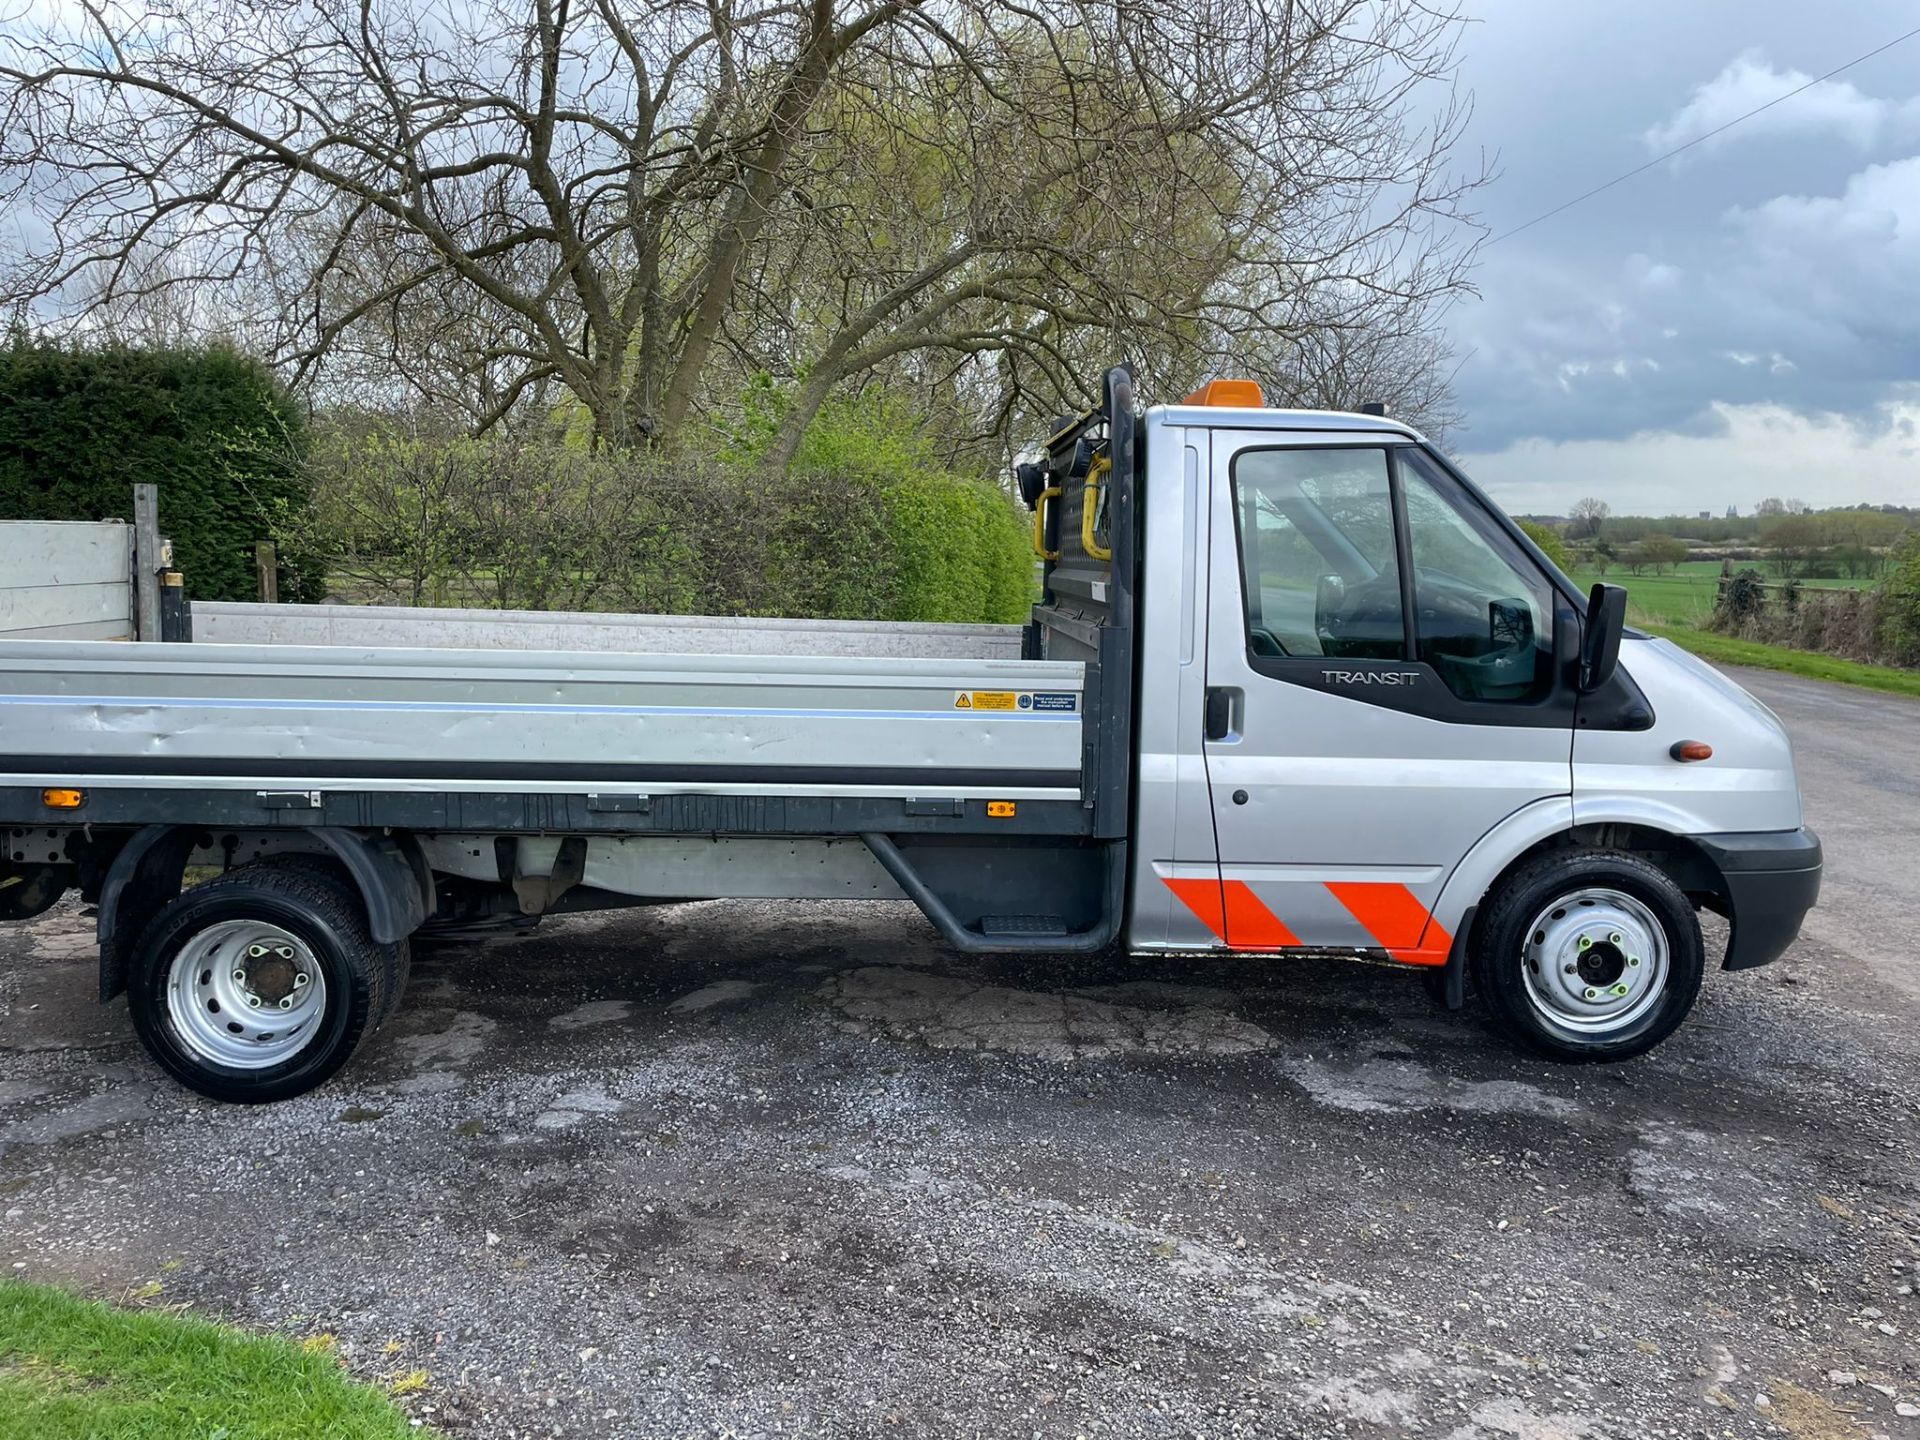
[1190,433,1575,959]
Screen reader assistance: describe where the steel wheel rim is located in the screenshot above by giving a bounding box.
[1519,886,1669,1039]
[164,920,328,1069]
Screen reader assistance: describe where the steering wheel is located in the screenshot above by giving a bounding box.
[1316,573,1405,660]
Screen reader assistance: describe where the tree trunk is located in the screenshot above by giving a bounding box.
[656,2,852,439]
[758,367,839,475]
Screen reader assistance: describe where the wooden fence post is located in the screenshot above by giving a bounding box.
[255,541,279,603]
[132,483,162,641]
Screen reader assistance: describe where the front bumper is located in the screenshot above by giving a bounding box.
[1694,829,1823,971]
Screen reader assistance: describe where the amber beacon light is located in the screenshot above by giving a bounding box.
[1182,378,1266,408]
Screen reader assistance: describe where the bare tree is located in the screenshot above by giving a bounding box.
[1569,496,1610,540]
[2,0,1482,459]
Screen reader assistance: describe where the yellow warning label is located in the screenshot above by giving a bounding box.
[955,690,1019,711]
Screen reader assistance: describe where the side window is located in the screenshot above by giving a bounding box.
[1231,448,1404,660]
[1398,450,1556,702]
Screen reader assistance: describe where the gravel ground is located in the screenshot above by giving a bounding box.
[2,666,1918,1440]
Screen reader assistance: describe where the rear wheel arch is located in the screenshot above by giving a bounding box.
[96,825,431,1001]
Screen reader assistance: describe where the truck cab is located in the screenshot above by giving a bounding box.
[1027,369,1821,1060]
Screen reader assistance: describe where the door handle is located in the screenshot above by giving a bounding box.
[1204,687,1235,741]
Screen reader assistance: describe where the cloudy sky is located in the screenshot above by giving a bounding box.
[1446,0,1920,517]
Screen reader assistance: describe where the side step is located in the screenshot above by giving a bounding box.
[979,914,1069,938]
[859,833,1123,954]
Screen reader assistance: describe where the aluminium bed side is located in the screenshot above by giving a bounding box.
[0,638,1091,827]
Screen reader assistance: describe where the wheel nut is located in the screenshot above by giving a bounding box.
[1563,963,1577,975]
[1608,932,1623,945]
[1628,956,1640,968]
[232,970,247,984]
[278,996,294,1010]
[293,972,309,987]
[1577,935,1592,950]
[276,945,295,960]
[247,944,266,958]
[1583,987,1600,1002]
[1611,983,1630,997]
[246,995,262,1009]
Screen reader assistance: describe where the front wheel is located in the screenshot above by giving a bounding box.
[128,865,389,1103]
[1471,850,1704,1061]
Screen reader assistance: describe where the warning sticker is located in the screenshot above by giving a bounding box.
[1024,692,1079,713]
[954,690,1019,710]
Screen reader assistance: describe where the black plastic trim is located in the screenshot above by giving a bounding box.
[1694,828,1823,970]
[312,829,431,944]
[0,787,1094,839]
[0,756,1076,790]
[1439,903,1476,1009]
[1244,653,1582,728]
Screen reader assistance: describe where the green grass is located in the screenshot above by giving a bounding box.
[1642,624,1920,700]
[1571,567,1919,698]
[0,1280,419,1440]
[1571,566,1873,630]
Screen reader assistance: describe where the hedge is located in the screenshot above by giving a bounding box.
[294,427,1035,624]
[0,340,318,602]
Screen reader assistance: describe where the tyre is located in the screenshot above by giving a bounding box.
[128,865,389,1103]
[1470,849,1704,1062]
[241,854,412,1026]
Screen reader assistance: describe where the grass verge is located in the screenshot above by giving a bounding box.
[0,1279,418,1440]
[1646,624,1920,700]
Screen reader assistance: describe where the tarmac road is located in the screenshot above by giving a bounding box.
[1,664,1917,1439]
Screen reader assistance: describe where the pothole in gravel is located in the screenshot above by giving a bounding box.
[1280,1056,1580,1117]
[548,999,631,1030]
[1626,1120,1849,1253]
[26,910,94,961]
[392,1010,496,1068]
[0,1088,150,1145]
[817,965,1271,1059]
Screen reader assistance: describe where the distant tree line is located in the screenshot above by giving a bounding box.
[1522,500,1915,582]
[1522,495,1920,670]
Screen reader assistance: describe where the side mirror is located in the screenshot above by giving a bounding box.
[1579,583,1628,693]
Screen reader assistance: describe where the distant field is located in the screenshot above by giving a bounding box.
[1570,563,1873,628]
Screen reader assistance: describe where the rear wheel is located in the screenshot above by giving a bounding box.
[1471,850,1704,1061]
[128,865,388,1103]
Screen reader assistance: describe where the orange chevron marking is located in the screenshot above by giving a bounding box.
[1162,877,1301,949]
[1325,880,1450,966]
[1162,876,1229,943]
[1220,880,1302,948]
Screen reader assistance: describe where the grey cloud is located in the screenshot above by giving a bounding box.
[1450,10,1920,465]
